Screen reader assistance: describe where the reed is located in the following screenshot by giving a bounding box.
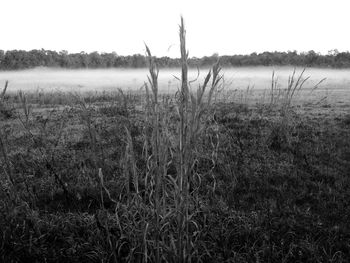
[111,16,224,262]
[267,68,326,151]
[0,81,15,187]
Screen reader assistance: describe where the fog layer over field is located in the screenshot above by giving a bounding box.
[1,67,350,93]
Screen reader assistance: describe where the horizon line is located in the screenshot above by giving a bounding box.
[1,48,348,58]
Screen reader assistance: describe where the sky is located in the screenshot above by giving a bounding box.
[0,0,349,58]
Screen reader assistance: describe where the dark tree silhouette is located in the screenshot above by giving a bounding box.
[0,49,350,70]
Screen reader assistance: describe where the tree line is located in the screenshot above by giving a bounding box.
[1,49,350,70]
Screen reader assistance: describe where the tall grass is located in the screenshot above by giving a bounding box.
[107,16,223,262]
[267,68,326,151]
[0,81,15,187]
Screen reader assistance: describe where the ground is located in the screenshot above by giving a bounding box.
[0,87,349,262]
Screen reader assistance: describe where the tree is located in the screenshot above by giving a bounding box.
[0,50,4,69]
[305,50,319,66]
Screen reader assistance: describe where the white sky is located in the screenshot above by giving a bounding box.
[0,0,349,57]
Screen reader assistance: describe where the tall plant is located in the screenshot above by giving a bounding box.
[118,17,223,262]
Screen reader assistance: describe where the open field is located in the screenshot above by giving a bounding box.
[1,66,350,114]
[1,18,350,262]
[1,66,350,116]
[1,67,350,93]
[0,66,349,262]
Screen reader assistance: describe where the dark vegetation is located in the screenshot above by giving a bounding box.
[1,47,350,70]
[1,19,350,262]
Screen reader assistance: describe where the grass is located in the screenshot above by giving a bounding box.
[0,18,350,262]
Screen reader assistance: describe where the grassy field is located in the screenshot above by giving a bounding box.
[1,66,350,94]
[1,23,350,263]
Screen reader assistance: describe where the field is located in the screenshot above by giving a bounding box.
[0,66,349,262]
[1,27,350,263]
[1,66,350,94]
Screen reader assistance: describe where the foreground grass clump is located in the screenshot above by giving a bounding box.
[1,19,350,262]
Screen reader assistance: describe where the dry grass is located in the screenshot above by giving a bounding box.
[111,17,224,262]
